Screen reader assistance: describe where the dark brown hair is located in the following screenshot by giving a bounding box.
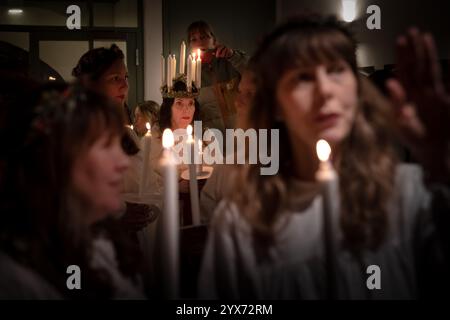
[187,20,216,44]
[0,80,127,298]
[158,80,201,132]
[72,44,124,81]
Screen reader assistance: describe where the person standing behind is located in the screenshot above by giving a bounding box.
[187,21,247,135]
[133,100,160,137]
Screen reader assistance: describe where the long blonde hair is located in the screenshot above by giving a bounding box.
[227,15,398,254]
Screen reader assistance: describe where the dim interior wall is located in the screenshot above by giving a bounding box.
[277,0,450,69]
[162,0,276,58]
[143,0,163,104]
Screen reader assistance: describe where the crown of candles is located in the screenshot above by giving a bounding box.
[160,41,202,98]
[160,74,199,99]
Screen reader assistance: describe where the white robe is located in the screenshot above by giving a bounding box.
[199,164,446,299]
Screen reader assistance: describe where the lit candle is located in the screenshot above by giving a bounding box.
[179,41,186,74]
[195,49,202,89]
[160,129,179,299]
[186,125,201,225]
[161,55,165,87]
[315,139,339,299]
[139,122,152,197]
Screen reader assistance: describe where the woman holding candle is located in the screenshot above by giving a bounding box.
[199,15,450,299]
[187,21,248,135]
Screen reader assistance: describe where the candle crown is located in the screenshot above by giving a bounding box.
[160,74,199,99]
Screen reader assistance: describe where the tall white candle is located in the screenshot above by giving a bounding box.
[160,129,179,299]
[139,122,152,196]
[196,49,202,89]
[196,139,203,174]
[191,52,197,89]
[186,125,201,225]
[186,54,192,92]
[179,41,186,74]
[161,55,165,87]
[172,54,177,80]
[167,55,172,90]
[315,139,339,299]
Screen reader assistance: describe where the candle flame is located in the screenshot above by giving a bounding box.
[187,124,193,136]
[146,122,151,131]
[316,139,331,162]
[197,49,201,60]
[130,125,134,130]
[162,129,175,148]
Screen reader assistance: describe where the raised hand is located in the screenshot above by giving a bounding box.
[387,28,450,183]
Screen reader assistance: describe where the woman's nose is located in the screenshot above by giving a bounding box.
[120,78,129,90]
[316,69,333,98]
[116,148,130,173]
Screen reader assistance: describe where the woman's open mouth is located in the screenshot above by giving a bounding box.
[315,113,340,128]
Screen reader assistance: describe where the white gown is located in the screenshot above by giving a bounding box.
[199,164,448,299]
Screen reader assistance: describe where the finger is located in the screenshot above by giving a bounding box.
[386,79,407,112]
[396,35,414,93]
[218,46,228,58]
[423,33,444,92]
[409,28,426,85]
[215,45,224,56]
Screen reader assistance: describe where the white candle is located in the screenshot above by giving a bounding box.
[191,52,197,89]
[186,54,192,92]
[167,55,172,90]
[315,139,339,299]
[196,49,202,89]
[196,139,203,174]
[160,128,179,299]
[179,41,186,74]
[186,125,201,225]
[139,122,152,197]
[161,55,165,87]
[172,54,177,80]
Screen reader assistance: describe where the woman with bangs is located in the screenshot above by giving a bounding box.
[199,15,450,299]
[0,80,144,299]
